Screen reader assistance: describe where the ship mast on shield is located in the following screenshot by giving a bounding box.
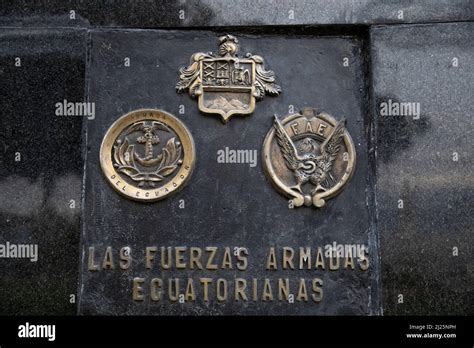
[176,35,281,123]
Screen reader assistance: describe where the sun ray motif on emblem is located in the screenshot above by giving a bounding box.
[176,34,281,123]
[262,108,356,208]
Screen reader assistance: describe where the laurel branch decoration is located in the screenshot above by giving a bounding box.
[113,137,183,187]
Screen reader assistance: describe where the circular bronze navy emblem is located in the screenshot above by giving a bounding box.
[100,109,195,202]
[262,108,356,208]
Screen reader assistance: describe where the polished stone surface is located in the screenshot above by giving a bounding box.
[0,0,472,27]
[0,29,86,314]
[78,29,375,315]
[371,22,473,315]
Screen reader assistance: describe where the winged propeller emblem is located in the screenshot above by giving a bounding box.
[273,115,346,195]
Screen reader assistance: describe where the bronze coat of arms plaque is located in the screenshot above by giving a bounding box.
[262,107,356,208]
[176,34,281,123]
[100,109,195,202]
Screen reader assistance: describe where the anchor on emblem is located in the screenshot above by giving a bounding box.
[113,121,183,187]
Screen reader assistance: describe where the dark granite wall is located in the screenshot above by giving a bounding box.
[0,0,472,27]
[371,22,473,315]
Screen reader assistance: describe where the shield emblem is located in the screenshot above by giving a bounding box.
[199,57,256,121]
[176,35,281,123]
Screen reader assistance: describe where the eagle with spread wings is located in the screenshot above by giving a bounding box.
[273,115,346,194]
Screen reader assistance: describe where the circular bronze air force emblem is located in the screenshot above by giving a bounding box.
[262,108,356,208]
[100,109,195,202]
